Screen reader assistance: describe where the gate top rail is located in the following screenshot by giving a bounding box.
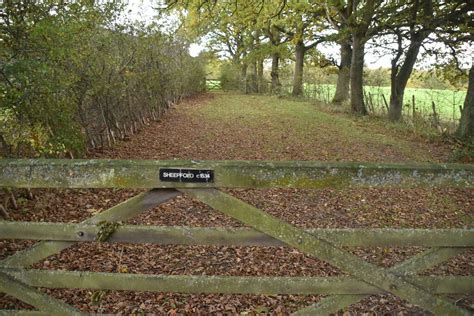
[0,159,472,189]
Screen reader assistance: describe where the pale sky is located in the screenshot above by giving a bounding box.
[125,0,156,24]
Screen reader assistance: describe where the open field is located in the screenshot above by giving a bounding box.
[282,84,466,124]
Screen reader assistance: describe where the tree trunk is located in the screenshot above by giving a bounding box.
[388,37,423,121]
[388,82,404,121]
[456,64,474,142]
[249,60,258,93]
[292,41,305,97]
[350,34,367,115]
[271,52,281,94]
[240,63,248,94]
[257,58,264,93]
[269,26,282,95]
[332,39,352,104]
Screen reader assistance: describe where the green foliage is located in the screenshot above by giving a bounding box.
[364,68,391,87]
[202,51,224,79]
[0,1,95,156]
[0,107,49,156]
[409,71,447,90]
[219,63,241,91]
[437,61,470,90]
[0,1,205,158]
[304,65,338,86]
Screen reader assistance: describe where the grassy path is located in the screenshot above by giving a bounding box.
[101,92,450,162]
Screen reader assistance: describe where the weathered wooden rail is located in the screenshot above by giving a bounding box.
[0,159,473,315]
[1,159,472,189]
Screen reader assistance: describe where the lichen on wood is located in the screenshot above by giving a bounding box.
[0,222,472,248]
[0,159,472,189]
[1,268,472,296]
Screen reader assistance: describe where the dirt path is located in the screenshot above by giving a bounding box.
[1,93,472,314]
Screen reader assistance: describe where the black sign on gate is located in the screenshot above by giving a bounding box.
[159,168,214,183]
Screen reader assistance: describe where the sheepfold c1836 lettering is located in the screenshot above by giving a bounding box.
[159,168,214,183]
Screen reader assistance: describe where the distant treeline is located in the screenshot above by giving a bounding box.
[0,2,206,158]
[213,61,468,92]
[305,67,468,91]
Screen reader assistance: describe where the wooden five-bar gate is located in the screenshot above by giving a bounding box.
[0,159,473,315]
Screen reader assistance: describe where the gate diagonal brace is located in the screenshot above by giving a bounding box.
[181,188,470,315]
[293,247,470,315]
[0,189,179,315]
[0,189,179,268]
[0,272,83,315]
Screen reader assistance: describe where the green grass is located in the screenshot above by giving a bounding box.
[206,79,466,122]
[283,84,466,123]
[363,85,464,121]
[193,93,440,162]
